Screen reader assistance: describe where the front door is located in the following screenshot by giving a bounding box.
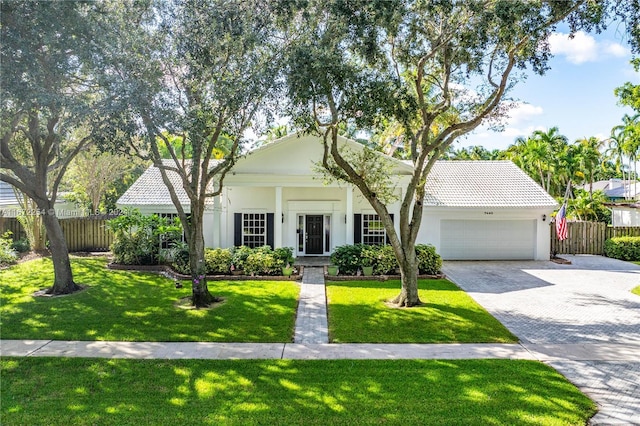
[305,215,324,254]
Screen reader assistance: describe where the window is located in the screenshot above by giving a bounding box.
[243,213,266,248]
[362,214,386,245]
[157,213,186,249]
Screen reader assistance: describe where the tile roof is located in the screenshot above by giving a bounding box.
[117,160,219,206]
[424,160,558,208]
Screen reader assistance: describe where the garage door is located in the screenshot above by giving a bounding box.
[440,220,535,260]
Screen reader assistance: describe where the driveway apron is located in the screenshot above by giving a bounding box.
[443,255,640,425]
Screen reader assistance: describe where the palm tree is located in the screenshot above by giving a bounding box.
[576,136,605,199]
[614,113,640,199]
[531,127,569,194]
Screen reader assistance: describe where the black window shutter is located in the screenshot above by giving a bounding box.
[234,213,242,247]
[354,214,361,244]
[267,213,275,249]
[386,214,394,244]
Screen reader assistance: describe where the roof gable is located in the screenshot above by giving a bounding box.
[424,160,558,208]
[231,132,413,176]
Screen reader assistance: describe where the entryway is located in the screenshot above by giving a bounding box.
[305,215,323,254]
[296,214,331,256]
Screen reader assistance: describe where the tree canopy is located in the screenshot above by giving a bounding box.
[282,0,639,306]
[93,0,284,306]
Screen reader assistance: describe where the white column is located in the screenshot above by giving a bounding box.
[346,185,354,244]
[220,187,228,248]
[275,186,283,248]
[213,193,221,248]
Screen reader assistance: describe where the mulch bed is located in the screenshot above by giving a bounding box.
[106,263,302,281]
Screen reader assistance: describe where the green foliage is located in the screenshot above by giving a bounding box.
[231,246,254,271]
[273,247,294,269]
[331,244,441,275]
[330,244,365,275]
[416,244,443,275]
[567,189,611,223]
[0,231,18,265]
[245,252,277,276]
[604,236,640,261]
[11,238,30,253]
[204,248,233,275]
[372,244,399,275]
[168,242,190,275]
[107,209,182,266]
[615,59,640,113]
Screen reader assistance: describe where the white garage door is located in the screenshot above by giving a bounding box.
[440,220,535,260]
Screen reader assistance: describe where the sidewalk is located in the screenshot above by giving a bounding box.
[3,339,639,361]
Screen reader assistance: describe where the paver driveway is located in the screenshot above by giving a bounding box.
[443,255,640,425]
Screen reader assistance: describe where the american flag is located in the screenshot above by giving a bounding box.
[556,203,568,241]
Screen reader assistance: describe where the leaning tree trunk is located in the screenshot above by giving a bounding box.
[40,209,80,295]
[391,249,422,307]
[188,211,219,308]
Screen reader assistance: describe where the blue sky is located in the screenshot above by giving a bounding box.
[461,25,639,151]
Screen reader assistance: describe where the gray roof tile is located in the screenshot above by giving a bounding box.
[117,159,218,206]
[424,160,558,208]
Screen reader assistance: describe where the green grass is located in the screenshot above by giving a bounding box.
[0,257,299,342]
[327,279,518,343]
[1,357,595,426]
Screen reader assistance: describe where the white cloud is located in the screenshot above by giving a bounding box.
[603,41,630,58]
[506,102,544,126]
[549,31,630,64]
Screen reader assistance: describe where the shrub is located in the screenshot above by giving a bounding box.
[245,246,278,276]
[0,231,18,266]
[416,244,442,274]
[231,246,253,271]
[330,244,364,275]
[11,238,30,253]
[273,247,294,269]
[372,244,399,275]
[107,209,182,265]
[167,241,190,275]
[204,248,233,274]
[604,236,640,261]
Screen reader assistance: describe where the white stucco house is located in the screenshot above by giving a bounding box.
[117,133,558,260]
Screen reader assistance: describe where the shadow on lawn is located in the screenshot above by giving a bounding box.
[0,257,299,342]
[0,357,595,425]
[327,279,517,344]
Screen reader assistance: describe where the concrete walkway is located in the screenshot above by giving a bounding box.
[293,267,329,344]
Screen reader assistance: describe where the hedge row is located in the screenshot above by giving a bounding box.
[329,243,442,275]
[604,236,640,261]
[171,245,295,276]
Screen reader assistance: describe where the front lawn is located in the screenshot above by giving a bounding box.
[0,257,299,342]
[1,357,596,426]
[327,279,518,343]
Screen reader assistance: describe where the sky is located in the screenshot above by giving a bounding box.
[459,24,639,152]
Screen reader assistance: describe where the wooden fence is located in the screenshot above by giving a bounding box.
[550,221,640,255]
[0,216,114,252]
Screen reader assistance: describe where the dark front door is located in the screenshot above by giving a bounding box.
[305,215,323,254]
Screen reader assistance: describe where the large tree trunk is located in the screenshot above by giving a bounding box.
[188,209,219,308]
[40,209,80,294]
[391,247,421,307]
